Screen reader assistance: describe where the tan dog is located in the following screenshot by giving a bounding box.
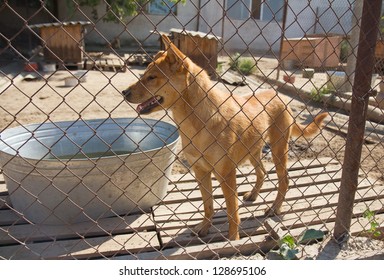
[122,35,328,240]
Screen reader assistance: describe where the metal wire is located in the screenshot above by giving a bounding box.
[0,0,383,260]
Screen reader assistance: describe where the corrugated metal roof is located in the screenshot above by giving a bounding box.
[28,21,91,29]
[170,28,221,41]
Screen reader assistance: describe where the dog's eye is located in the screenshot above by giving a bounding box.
[147,75,156,81]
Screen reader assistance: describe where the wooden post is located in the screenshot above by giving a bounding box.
[334,0,382,241]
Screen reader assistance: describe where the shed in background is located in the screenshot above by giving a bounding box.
[161,28,221,75]
[29,21,91,66]
[280,34,343,69]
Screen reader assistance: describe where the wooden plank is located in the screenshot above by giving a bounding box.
[280,181,384,214]
[156,200,384,251]
[124,53,151,66]
[0,213,155,244]
[85,58,125,72]
[115,234,276,260]
[0,173,6,194]
[0,231,159,260]
[0,209,28,226]
[111,58,125,72]
[153,184,348,227]
[155,180,382,234]
[167,162,341,194]
[161,168,342,205]
[156,212,268,249]
[96,59,107,69]
[155,180,384,248]
[155,214,286,249]
[324,109,384,144]
[267,193,384,234]
[168,157,339,183]
[154,168,345,217]
[106,59,116,72]
[156,167,373,220]
[264,218,285,241]
[0,196,9,210]
[153,178,341,224]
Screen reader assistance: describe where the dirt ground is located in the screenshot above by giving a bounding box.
[0,56,384,259]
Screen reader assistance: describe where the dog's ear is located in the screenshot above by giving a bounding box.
[153,50,166,61]
[161,34,172,48]
[161,34,187,72]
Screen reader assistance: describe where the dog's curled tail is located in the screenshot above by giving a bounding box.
[291,112,329,138]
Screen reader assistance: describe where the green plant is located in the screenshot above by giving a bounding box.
[380,15,384,35]
[229,53,257,76]
[229,52,241,69]
[216,61,225,73]
[340,39,350,63]
[65,0,184,22]
[363,208,381,237]
[277,235,299,260]
[309,85,332,102]
[272,229,325,260]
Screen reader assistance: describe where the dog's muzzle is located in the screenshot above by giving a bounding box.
[122,89,131,98]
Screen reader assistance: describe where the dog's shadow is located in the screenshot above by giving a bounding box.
[162,209,271,248]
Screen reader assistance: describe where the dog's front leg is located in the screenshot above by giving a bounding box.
[214,168,240,241]
[192,168,214,237]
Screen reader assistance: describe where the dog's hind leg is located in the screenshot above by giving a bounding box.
[266,128,290,216]
[192,167,214,237]
[243,151,266,202]
[214,165,240,240]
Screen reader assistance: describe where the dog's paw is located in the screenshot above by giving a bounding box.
[191,221,211,237]
[264,207,281,217]
[243,191,257,202]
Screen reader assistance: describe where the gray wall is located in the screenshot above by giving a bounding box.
[57,0,354,54]
[57,1,199,48]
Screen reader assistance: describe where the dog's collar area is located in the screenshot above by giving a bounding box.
[136,95,163,114]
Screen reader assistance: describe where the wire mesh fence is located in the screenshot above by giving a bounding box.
[0,0,383,260]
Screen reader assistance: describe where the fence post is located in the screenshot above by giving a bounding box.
[333,0,382,241]
[276,0,289,80]
[344,1,363,92]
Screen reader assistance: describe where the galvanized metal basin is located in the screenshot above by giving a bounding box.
[0,118,179,225]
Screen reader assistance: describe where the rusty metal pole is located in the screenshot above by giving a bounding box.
[276,0,288,80]
[334,0,382,241]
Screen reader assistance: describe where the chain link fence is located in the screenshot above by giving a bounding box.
[0,0,383,260]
